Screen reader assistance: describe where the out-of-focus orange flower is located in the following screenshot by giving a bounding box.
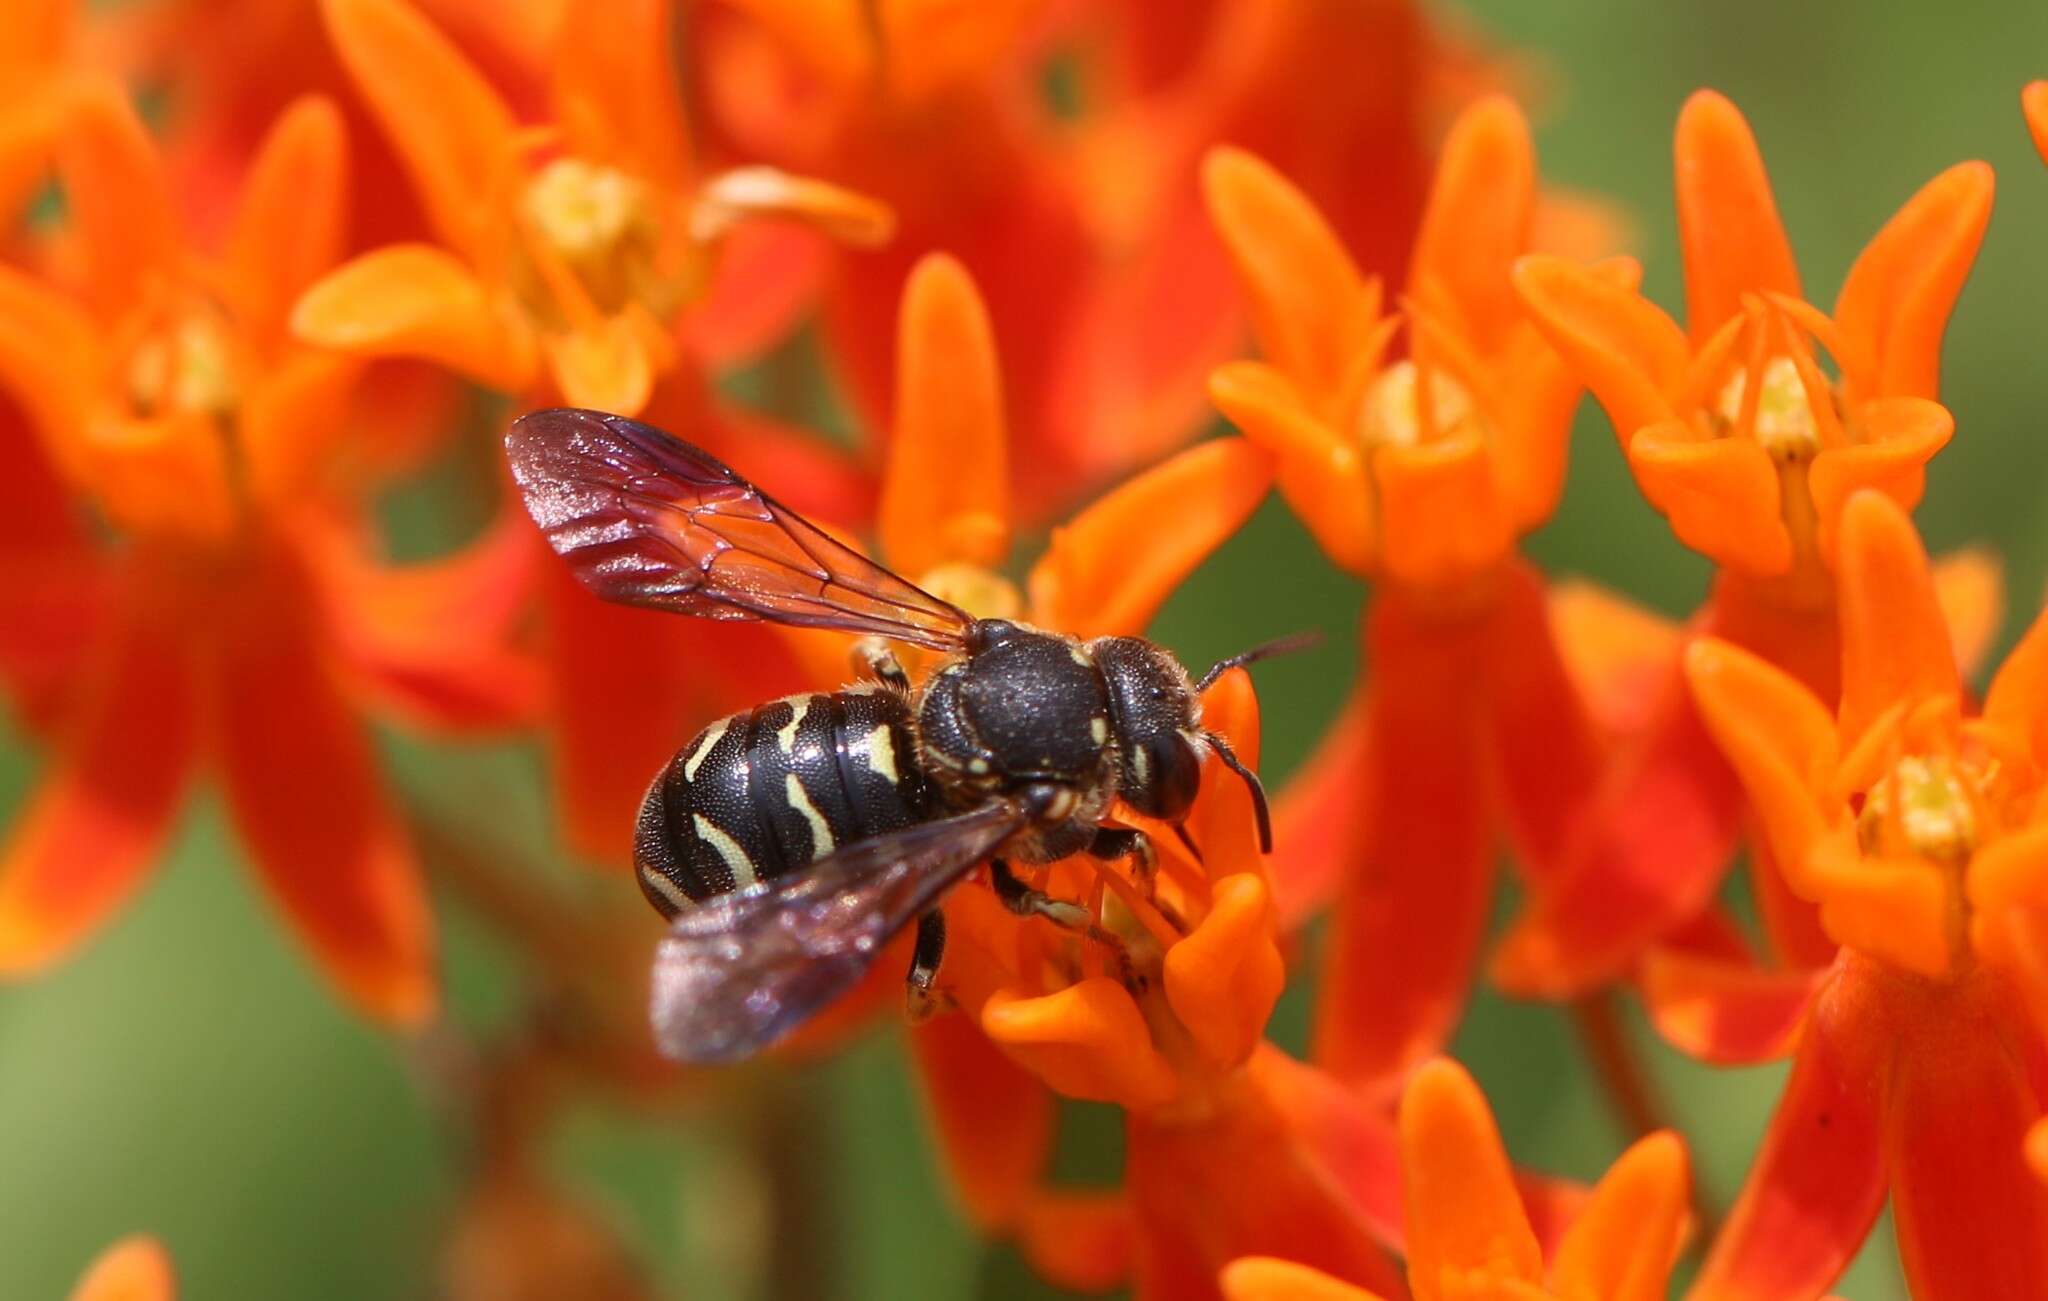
[292,0,890,417]
[1677,491,2048,1300]
[0,84,536,1024]
[1203,95,1610,1091]
[1220,1058,1690,1301]
[0,0,80,229]
[1493,88,1996,1000]
[68,1237,175,1301]
[2026,81,2048,166]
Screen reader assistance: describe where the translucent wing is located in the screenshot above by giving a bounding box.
[649,800,1027,1063]
[506,407,973,649]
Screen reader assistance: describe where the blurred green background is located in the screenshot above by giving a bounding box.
[9,1,2048,1297]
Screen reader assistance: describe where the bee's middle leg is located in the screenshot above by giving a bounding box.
[1088,828,1187,932]
[988,858,1138,984]
[904,909,948,1021]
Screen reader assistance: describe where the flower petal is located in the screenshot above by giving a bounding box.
[1984,595,2048,765]
[0,262,99,470]
[1398,1058,1543,1294]
[1805,397,1951,565]
[1628,422,1791,575]
[1208,362,1374,575]
[550,0,691,190]
[2028,82,2048,166]
[58,78,183,319]
[880,253,1010,577]
[1373,430,1514,589]
[292,243,537,391]
[1885,1000,2048,1298]
[68,1236,176,1301]
[0,607,195,973]
[1221,1258,1383,1301]
[907,1009,1054,1230]
[226,95,348,351]
[1547,1130,1689,1301]
[1834,489,1958,748]
[1688,962,1888,1301]
[1016,1192,1132,1293]
[1407,95,1534,355]
[208,569,435,1025]
[1312,593,1491,1089]
[1673,90,1801,341]
[1832,161,1992,403]
[1929,547,2002,680]
[320,0,519,260]
[1546,579,1683,735]
[981,979,1178,1110]
[1165,873,1284,1069]
[1638,945,1819,1064]
[1027,438,1273,640]
[1268,683,1370,928]
[543,316,655,416]
[1684,637,1838,880]
[1512,254,1685,442]
[1202,146,1377,404]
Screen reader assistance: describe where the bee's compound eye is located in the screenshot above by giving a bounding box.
[1126,733,1203,821]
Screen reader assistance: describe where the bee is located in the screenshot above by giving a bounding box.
[506,408,1296,1064]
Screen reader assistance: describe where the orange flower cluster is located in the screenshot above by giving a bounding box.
[8,1,2048,1298]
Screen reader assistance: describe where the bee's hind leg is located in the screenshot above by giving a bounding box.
[905,909,949,1022]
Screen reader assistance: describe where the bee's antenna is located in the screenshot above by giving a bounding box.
[1195,630,1322,694]
[1202,730,1272,853]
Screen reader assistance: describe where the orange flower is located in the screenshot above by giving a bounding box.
[68,1237,175,1301]
[0,84,535,1024]
[1221,1058,1690,1301]
[1492,88,1996,1000]
[0,0,80,228]
[1203,95,1610,1091]
[1676,492,2048,1299]
[292,0,890,417]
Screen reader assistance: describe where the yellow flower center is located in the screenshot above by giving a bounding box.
[1858,753,1981,864]
[126,306,240,419]
[519,157,673,319]
[914,562,1023,622]
[1358,360,1477,449]
[1717,355,1820,462]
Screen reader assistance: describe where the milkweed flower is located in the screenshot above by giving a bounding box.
[1221,1058,1690,1301]
[1203,95,1609,1090]
[0,0,80,229]
[1679,491,2048,1300]
[68,1237,175,1301]
[292,0,891,417]
[1496,88,1995,997]
[0,83,535,1024]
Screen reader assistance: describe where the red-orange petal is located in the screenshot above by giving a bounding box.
[1398,1058,1544,1295]
[1221,1258,1382,1301]
[1638,945,1819,1064]
[1511,254,1686,442]
[879,253,1010,577]
[0,610,195,972]
[1832,161,1993,403]
[225,95,348,352]
[1985,594,2048,764]
[1017,1191,1135,1294]
[1805,397,1952,565]
[1372,430,1515,590]
[1268,683,1370,928]
[1164,873,1284,1069]
[907,1010,1054,1230]
[1684,637,1839,881]
[2027,82,2048,167]
[320,0,518,261]
[550,0,691,190]
[208,573,435,1025]
[0,262,100,472]
[981,979,1178,1110]
[1628,422,1792,575]
[1407,95,1535,355]
[68,1236,176,1301]
[542,316,655,416]
[1930,548,2003,681]
[1833,489,1958,748]
[1207,362,1375,576]
[57,78,183,320]
[1547,1130,1690,1301]
[1885,1005,2048,1298]
[1688,962,1888,1301]
[1673,90,1802,341]
[1027,438,1273,640]
[292,244,538,392]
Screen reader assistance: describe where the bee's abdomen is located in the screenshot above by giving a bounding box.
[635,690,931,917]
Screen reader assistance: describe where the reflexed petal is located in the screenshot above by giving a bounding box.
[1481,561,1603,877]
[320,0,519,260]
[981,979,1178,1110]
[1833,161,1993,403]
[1398,1058,1543,1295]
[292,244,538,392]
[1017,1191,1134,1294]
[58,79,182,318]
[1684,637,1838,880]
[0,612,195,972]
[1512,255,1685,442]
[1673,90,1802,340]
[1628,425,1791,574]
[1639,946,1818,1064]
[1268,683,1370,928]
[1202,146,1377,404]
[1313,594,1490,1088]
[209,575,435,1025]
[1834,489,1958,748]
[1547,1130,1689,1301]
[1208,362,1374,575]
[226,95,348,351]
[907,1011,1054,1230]
[1027,438,1273,640]
[1931,548,2003,681]
[1886,1004,2048,1297]
[68,1236,175,1301]
[1372,430,1514,589]
[1164,874,1284,1069]
[1806,398,1951,565]
[678,221,829,366]
[1546,579,1683,735]
[1221,1258,1383,1301]
[880,253,1010,576]
[551,0,691,189]
[1407,95,1534,355]
[1689,963,1888,1301]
